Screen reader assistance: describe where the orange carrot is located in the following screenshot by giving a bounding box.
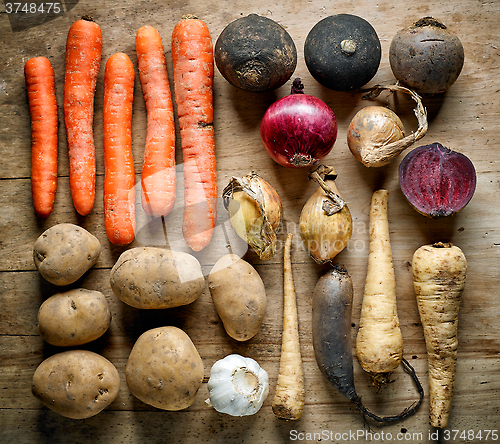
[136,25,176,217]
[24,56,58,218]
[172,15,217,251]
[103,53,136,245]
[64,16,102,216]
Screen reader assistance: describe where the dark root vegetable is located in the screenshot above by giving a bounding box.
[260,79,338,168]
[389,17,465,95]
[214,14,297,93]
[399,143,476,218]
[304,14,381,91]
[313,265,423,424]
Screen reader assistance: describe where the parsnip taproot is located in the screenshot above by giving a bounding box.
[412,242,467,428]
[272,233,305,420]
[356,189,403,386]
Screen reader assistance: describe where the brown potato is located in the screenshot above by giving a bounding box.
[33,223,101,286]
[208,254,267,341]
[37,288,111,346]
[32,350,120,419]
[125,326,204,410]
[110,247,205,309]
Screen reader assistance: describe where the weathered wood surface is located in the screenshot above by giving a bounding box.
[1,0,499,442]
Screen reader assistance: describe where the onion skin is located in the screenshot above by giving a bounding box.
[399,143,476,218]
[260,83,338,168]
[347,106,405,167]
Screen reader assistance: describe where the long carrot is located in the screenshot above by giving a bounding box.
[355,189,404,387]
[103,53,136,246]
[24,56,58,218]
[412,242,467,428]
[172,15,217,251]
[64,16,102,216]
[272,233,305,420]
[136,25,176,217]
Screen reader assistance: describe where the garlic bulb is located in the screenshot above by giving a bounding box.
[222,172,282,260]
[206,354,269,416]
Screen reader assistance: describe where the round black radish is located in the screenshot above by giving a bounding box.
[304,14,381,91]
[389,17,464,95]
[214,14,297,93]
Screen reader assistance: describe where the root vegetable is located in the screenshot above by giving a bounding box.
[103,53,136,246]
[389,17,464,95]
[313,265,423,424]
[399,142,477,218]
[24,56,58,218]
[64,16,102,216]
[356,189,404,387]
[412,242,467,428]
[214,13,297,93]
[172,15,217,252]
[136,25,176,217]
[272,233,305,420]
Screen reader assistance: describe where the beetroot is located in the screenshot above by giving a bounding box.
[399,143,476,218]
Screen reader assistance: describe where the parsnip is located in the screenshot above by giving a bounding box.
[412,242,467,428]
[356,189,404,386]
[272,233,305,420]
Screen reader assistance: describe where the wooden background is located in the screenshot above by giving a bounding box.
[1,0,499,442]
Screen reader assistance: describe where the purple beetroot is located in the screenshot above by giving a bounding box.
[399,143,476,218]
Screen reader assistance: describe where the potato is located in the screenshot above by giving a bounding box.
[208,254,266,341]
[110,247,205,309]
[37,288,111,346]
[32,350,120,419]
[33,223,102,286]
[125,326,204,410]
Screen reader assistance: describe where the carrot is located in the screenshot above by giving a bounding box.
[412,242,467,428]
[355,189,404,387]
[103,53,136,246]
[24,56,58,218]
[136,25,176,217]
[172,15,217,251]
[272,233,305,420]
[64,16,102,216]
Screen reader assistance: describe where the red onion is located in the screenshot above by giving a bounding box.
[260,78,338,168]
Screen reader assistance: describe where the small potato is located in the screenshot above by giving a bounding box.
[32,350,120,419]
[110,247,205,309]
[208,254,267,341]
[33,223,101,286]
[125,326,204,410]
[37,288,111,347]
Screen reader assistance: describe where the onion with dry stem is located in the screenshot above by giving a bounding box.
[299,165,352,264]
[223,172,282,260]
[347,83,428,167]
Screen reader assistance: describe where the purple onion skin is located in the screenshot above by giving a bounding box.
[399,143,476,218]
[260,93,338,168]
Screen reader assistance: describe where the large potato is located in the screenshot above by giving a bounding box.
[125,326,204,410]
[208,254,267,341]
[32,350,120,419]
[33,223,102,286]
[110,247,204,309]
[37,288,111,346]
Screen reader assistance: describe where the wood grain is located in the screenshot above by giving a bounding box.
[1,0,499,442]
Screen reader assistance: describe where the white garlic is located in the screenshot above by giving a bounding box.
[206,354,269,416]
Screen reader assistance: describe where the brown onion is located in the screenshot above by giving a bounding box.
[299,166,352,264]
[347,84,428,167]
[223,172,283,260]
